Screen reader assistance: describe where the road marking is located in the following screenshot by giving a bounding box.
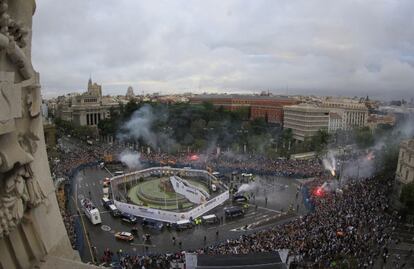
[245,212,257,217]
[101,225,111,232]
[254,205,281,213]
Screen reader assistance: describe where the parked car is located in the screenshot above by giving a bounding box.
[120,212,137,224]
[142,219,164,231]
[102,197,113,209]
[108,204,120,217]
[224,206,244,219]
[202,214,219,224]
[173,219,193,231]
[115,231,134,242]
[103,177,110,187]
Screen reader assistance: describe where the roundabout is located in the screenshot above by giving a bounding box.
[111,167,230,223]
[127,177,210,210]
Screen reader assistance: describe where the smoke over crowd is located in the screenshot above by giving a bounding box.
[322,151,336,176]
[117,105,177,152]
[119,150,142,170]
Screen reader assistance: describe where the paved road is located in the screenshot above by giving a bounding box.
[69,166,305,263]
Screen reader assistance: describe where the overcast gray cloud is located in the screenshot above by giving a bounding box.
[32,0,414,99]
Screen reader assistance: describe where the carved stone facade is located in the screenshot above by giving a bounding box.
[0,1,78,268]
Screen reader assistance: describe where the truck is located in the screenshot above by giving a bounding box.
[81,198,102,225]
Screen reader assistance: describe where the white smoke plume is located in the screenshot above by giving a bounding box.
[340,152,375,181]
[322,151,337,176]
[117,105,176,152]
[222,150,248,161]
[119,150,142,170]
[237,182,259,194]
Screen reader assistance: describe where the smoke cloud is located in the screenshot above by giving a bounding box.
[119,150,142,170]
[237,182,259,194]
[322,151,337,176]
[117,104,177,152]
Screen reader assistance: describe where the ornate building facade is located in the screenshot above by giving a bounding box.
[320,99,369,130]
[56,78,119,127]
[0,1,81,268]
[395,139,414,198]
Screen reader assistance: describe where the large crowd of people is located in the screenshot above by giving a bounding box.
[200,175,395,267]
[49,137,398,268]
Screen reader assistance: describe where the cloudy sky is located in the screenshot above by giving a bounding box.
[32,0,414,99]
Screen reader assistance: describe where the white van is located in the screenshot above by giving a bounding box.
[202,214,219,224]
[174,219,193,231]
[108,204,120,217]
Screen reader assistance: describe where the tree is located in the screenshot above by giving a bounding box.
[123,99,139,119]
[310,129,330,155]
[248,118,267,135]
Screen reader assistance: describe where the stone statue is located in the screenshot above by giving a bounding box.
[0,0,45,239]
[0,1,79,268]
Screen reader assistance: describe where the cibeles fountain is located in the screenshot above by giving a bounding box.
[0,1,92,268]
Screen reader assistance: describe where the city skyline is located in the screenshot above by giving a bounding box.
[33,0,414,100]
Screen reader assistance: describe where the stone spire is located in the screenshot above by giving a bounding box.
[88,75,92,89]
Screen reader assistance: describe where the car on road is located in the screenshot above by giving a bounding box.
[114,232,134,242]
[102,197,113,209]
[103,177,110,187]
[120,212,137,224]
[224,206,244,219]
[202,214,219,224]
[141,219,164,231]
[108,204,120,217]
[173,219,193,231]
[233,194,248,203]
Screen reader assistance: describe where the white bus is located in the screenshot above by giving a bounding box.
[81,198,102,225]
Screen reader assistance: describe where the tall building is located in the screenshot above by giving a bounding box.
[190,94,299,125]
[126,86,135,99]
[320,99,368,130]
[283,104,330,141]
[87,77,102,96]
[55,79,119,126]
[328,112,343,133]
[395,139,414,198]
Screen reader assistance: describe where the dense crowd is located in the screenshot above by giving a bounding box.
[49,138,397,268]
[200,175,395,267]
